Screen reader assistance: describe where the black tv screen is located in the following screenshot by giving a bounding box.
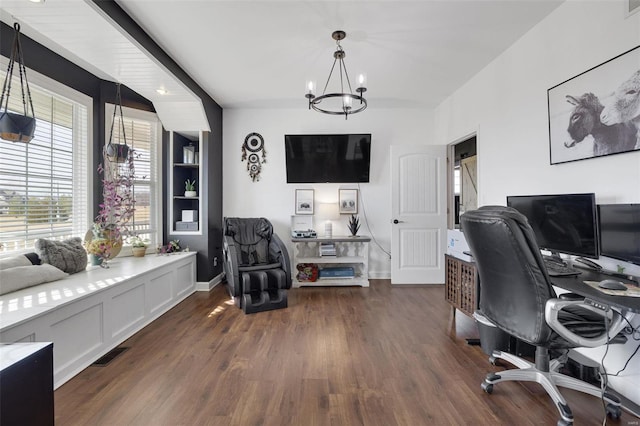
[285,134,371,183]
[599,204,640,266]
[506,193,599,259]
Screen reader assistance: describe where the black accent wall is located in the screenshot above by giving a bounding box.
[1,8,224,283]
[91,1,224,283]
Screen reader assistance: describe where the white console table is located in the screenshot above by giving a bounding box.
[291,236,370,287]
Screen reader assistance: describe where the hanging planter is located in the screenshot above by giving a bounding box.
[105,84,130,163]
[0,23,36,143]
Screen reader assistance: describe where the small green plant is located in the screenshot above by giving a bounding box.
[617,265,626,274]
[129,235,148,248]
[185,179,196,191]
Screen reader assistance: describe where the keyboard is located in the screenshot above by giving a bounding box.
[543,258,582,277]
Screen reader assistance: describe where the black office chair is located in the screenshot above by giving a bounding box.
[460,206,632,426]
[223,217,291,314]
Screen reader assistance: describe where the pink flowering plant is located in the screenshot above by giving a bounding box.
[94,145,141,243]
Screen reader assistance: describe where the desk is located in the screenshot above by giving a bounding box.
[551,269,640,314]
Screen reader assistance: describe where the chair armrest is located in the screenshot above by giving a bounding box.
[270,233,291,286]
[545,299,633,347]
[223,235,241,296]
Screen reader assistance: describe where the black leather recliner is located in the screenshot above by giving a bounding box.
[223,217,291,314]
[460,206,632,426]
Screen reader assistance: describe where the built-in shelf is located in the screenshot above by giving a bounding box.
[173,163,199,168]
[169,132,203,235]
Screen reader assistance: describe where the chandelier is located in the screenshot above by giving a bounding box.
[305,31,367,120]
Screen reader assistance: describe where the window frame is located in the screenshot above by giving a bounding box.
[103,103,163,255]
[0,57,93,258]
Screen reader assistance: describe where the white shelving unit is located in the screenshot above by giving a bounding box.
[291,236,370,287]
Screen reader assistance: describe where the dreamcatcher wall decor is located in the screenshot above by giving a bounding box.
[241,132,266,181]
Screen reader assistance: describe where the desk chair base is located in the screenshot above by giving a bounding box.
[483,349,622,426]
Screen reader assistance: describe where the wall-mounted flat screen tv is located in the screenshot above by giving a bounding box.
[285,134,371,183]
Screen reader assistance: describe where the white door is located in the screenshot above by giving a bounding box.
[390,145,447,284]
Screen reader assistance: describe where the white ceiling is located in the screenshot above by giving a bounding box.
[1,0,564,117]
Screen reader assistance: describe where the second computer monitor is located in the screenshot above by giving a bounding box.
[599,204,640,266]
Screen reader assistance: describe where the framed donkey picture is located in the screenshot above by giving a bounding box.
[547,45,640,165]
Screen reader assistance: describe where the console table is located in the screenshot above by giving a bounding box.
[291,236,370,287]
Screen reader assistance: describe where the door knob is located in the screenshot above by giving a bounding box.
[393,219,403,224]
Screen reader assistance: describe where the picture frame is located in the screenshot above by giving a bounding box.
[295,189,314,215]
[339,189,358,214]
[547,45,640,165]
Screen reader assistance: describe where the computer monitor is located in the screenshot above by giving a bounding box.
[598,204,640,266]
[506,193,598,259]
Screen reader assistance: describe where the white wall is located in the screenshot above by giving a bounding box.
[223,108,433,278]
[434,0,640,405]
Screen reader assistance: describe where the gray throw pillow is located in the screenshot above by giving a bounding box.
[0,264,68,295]
[35,237,88,274]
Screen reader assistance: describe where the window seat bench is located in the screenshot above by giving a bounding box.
[0,252,196,389]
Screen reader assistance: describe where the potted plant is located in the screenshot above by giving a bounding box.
[129,235,148,257]
[348,214,360,236]
[85,237,116,266]
[88,136,139,263]
[185,179,197,197]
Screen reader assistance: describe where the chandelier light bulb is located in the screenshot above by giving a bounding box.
[306,81,315,95]
[358,74,367,88]
[343,96,352,109]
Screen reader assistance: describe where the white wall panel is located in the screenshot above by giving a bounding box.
[51,303,103,372]
[111,283,146,339]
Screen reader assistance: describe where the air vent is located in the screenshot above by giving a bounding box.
[91,347,129,366]
[630,0,640,14]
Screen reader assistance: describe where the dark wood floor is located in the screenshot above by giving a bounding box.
[55,280,630,425]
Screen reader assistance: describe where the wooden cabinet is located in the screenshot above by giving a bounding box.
[169,131,203,235]
[445,254,478,317]
[291,236,370,287]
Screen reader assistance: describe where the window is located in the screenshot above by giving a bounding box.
[0,61,91,255]
[105,105,162,251]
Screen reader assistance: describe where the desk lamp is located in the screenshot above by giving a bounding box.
[317,203,339,238]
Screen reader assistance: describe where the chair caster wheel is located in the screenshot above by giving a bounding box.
[481,382,493,394]
[606,403,622,419]
[557,419,572,426]
[489,356,498,365]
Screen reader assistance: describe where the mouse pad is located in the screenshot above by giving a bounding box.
[583,281,640,297]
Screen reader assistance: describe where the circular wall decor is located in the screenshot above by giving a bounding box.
[241,132,266,181]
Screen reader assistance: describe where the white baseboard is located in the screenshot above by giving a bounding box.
[196,272,225,292]
[368,271,391,279]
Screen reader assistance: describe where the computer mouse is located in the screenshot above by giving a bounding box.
[598,279,628,291]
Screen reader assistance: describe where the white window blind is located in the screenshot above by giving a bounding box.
[106,105,161,249]
[0,67,90,254]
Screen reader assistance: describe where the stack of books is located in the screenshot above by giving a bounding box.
[319,266,355,279]
[319,243,336,257]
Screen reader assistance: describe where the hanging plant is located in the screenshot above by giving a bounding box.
[105,84,130,163]
[0,23,36,143]
[90,83,141,259]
